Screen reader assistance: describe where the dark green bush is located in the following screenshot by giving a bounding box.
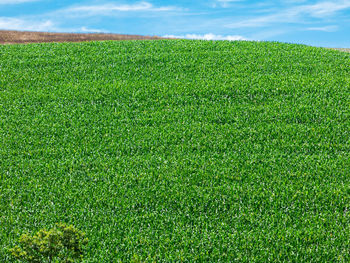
[9,223,88,263]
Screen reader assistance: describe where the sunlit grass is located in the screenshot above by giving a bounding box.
[1,40,349,262]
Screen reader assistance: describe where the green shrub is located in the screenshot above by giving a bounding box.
[9,223,88,263]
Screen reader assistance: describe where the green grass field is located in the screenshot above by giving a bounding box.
[1,40,349,262]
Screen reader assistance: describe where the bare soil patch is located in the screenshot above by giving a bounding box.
[0,30,164,44]
[328,48,350,53]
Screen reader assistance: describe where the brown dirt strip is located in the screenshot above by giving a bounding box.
[1,31,349,53]
[328,48,350,53]
[0,30,165,44]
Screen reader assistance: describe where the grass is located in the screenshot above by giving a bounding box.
[0,40,349,262]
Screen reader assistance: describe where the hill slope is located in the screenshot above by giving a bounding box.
[0,40,349,262]
[0,30,163,44]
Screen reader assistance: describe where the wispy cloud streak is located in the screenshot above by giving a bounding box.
[163,33,248,41]
[64,1,181,16]
[0,0,38,4]
[214,0,244,8]
[0,17,55,31]
[226,0,350,28]
[306,25,338,32]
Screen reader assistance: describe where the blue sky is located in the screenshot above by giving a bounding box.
[1,0,350,47]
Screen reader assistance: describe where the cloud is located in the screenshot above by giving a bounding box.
[306,25,339,32]
[80,26,104,33]
[282,0,307,3]
[226,0,350,28]
[0,0,38,4]
[163,33,248,41]
[302,1,350,17]
[213,0,244,8]
[225,15,281,29]
[0,17,55,31]
[64,1,181,16]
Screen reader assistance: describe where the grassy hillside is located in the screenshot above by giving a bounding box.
[0,40,349,262]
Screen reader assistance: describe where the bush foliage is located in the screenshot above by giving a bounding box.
[9,223,88,263]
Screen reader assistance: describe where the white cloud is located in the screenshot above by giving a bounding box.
[80,26,104,33]
[0,17,55,31]
[226,15,281,28]
[226,0,350,28]
[306,25,338,32]
[282,0,307,3]
[0,0,38,4]
[65,1,180,16]
[213,0,244,8]
[163,33,248,41]
[302,1,350,17]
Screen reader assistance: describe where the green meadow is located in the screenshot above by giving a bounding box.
[0,40,349,262]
